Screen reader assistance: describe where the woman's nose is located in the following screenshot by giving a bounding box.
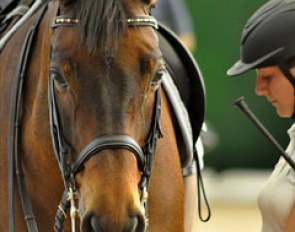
[255,76,267,96]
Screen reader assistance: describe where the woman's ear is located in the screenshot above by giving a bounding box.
[290,66,295,78]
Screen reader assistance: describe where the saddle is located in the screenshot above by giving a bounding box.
[158,24,205,143]
[157,23,205,167]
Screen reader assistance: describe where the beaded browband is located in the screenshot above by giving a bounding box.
[51,15,158,29]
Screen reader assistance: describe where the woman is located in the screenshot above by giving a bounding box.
[227,0,295,231]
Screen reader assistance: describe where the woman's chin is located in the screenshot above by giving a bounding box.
[276,108,294,118]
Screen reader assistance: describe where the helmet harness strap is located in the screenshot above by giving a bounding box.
[278,62,295,119]
[278,62,295,88]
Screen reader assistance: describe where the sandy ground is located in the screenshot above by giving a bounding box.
[196,203,261,232]
[193,168,271,232]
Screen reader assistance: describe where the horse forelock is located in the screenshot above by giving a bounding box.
[76,0,126,54]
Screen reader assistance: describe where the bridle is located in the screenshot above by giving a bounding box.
[8,3,162,232]
[49,13,162,232]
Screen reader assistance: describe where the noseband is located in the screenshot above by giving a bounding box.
[49,14,161,232]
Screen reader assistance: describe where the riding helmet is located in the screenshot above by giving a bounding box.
[227,0,295,76]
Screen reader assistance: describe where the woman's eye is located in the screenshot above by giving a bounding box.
[50,69,69,89]
[151,69,166,86]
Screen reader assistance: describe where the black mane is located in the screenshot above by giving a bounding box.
[77,0,126,54]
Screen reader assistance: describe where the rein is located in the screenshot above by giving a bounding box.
[8,4,48,232]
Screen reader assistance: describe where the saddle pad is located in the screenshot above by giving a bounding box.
[162,72,194,168]
[157,23,205,145]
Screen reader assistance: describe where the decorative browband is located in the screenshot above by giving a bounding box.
[52,15,158,29]
[123,15,158,29]
[52,16,79,29]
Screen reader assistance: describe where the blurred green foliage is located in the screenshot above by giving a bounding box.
[186,0,292,170]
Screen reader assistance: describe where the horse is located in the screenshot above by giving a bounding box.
[0,0,205,231]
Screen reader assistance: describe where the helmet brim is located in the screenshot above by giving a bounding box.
[227,47,285,76]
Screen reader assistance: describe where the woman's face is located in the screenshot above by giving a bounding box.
[256,65,295,118]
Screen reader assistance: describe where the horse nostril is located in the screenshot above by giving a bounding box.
[82,212,103,232]
[125,214,146,232]
[82,212,145,232]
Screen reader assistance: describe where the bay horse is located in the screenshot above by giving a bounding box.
[0,0,205,231]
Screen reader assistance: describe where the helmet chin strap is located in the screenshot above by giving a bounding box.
[293,91,295,120]
[278,63,295,119]
[278,62,295,87]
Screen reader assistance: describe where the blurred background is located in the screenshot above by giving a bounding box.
[188,0,292,170]
[187,1,293,231]
[153,0,294,231]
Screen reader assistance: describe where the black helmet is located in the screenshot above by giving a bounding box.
[227,0,295,80]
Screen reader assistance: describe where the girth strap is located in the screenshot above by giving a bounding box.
[71,135,145,175]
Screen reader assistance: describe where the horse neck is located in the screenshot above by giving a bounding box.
[22,3,55,157]
[148,90,185,231]
[21,0,62,187]
[18,2,66,230]
[0,2,63,231]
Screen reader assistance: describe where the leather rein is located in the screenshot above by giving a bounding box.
[8,3,162,232]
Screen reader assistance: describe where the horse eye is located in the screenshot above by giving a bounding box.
[151,69,165,86]
[50,69,69,89]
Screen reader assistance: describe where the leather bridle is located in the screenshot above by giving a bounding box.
[8,2,162,231]
[49,13,162,232]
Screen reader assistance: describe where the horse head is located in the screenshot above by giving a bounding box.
[50,0,164,230]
